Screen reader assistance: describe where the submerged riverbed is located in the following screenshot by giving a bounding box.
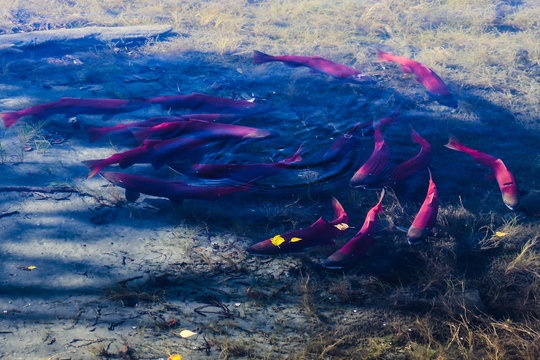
[0,1,539,359]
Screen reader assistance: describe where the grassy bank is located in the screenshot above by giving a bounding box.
[1,0,539,128]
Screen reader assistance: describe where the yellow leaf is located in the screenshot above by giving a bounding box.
[27,266,37,270]
[179,330,197,338]
[270,235,285,247]
[334,223,349,231]
[290,237,302,242]
[168,355,182,360]
[495,232,507,237]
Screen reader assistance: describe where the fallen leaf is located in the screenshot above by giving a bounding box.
[495,232,507,237]
[168,355,182,360]
[334,223,350,231]
[178,329,197,338]
[270,235,285,247]
[16,266,36,271]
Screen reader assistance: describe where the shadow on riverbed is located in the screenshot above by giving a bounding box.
[0,38,538,359]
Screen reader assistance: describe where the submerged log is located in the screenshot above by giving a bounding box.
[0,25,174,49]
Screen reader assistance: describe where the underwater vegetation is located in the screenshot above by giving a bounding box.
[0,0,538,359]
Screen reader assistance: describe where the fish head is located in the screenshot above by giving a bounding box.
[500,175,519,210]
[348,73,376,84]
[100,171,123,185]
[502,191,519,211]
[401,65,414,74]
[321,250,352,269]
[407,226,429,245]
[350,172,382,188]
[349,170,368,188]
[242,128,274,139]
[246,237,282,255]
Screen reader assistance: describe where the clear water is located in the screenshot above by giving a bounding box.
[0,2,539,359]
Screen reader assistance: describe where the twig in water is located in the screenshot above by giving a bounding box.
[117,275,143,286]
[194,298,234,319]
[0,211,19,219]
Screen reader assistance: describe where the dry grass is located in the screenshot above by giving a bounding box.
[280,203,539,359]
[1,1,538,127]
[505,236,539,275]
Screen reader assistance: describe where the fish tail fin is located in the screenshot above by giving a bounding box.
[427,168,438,195]
[444,136,465,152]
[375,110,400,130]
[373,126,384,143]
[330,197,348,224]
[374,188,385,213]
[82,159,109,179]
[86,126,109,142]
[283,143,303,164]
[375,49,391,63]
[409,126,423,144]
[1,112,22,128]
[253,50,274,64]
[446,137,497,167]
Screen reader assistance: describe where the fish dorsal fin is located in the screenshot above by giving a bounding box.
[427,168,438,198]
[401,65,414,74]
[377,188,386,205]
[310,217,327,228]
[330,197,348,224]
[281,144,303,164]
